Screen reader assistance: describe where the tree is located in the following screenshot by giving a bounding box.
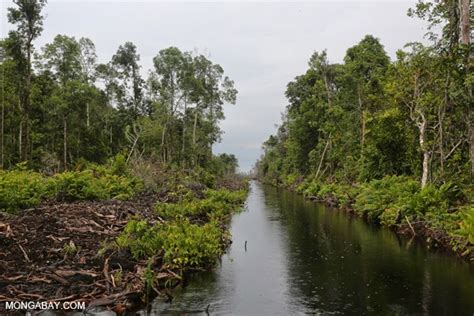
[188,54,237,166]
[148,48,237,167]
[78,37,98,127]
[409,0,473,177]
[343,35,390,155]
[110,42,145,116]
[149,47,189,164]
[7,0,47,162]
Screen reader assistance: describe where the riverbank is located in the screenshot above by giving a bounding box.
[0,164,249,314]
[260,175,473,263]
[150,182,474,315]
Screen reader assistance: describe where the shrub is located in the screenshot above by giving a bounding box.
[303,180,321,197]
[282,174,300,188]
[302,180,358,206]
[108,153,129,176]
[117,219,227,269]
[51,170,139,201]
[354,176,464,227]
[116,219,164,259]
[0,167,142,213]
[295,179,311,194]
[0,169,54,213]
[456,206,474,245]
[204,188,247,205]
[354,175,419,223]
[155,188,246,219]
[196,168,217,189]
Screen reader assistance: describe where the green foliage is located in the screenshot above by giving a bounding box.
[0,169,53,213]
[155,188,246,219]
[63,240,79,255]
[354,176,420,223]
[195,168,217,189]
[204,188,247,205]
[2,1,239,172]
[117,218,228,269]
[116,219,164,259]
[295,180,310,195]
[0,165,142,213]
[354,176,464,228]
[456,207,474,245]
[161,219,226,269]
[108,153,129,176]
[302,180,358,207]
[52,170,139,201]
[282,174,300,188]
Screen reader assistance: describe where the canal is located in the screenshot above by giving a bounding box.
[151,181,474,315]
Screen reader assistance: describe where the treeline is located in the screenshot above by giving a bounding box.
[256,1,473,257]
[257,0,472,188]
[0,0,238,173]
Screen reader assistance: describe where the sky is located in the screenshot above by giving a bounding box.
[1,0,428,171]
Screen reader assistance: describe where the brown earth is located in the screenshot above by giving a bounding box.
[0,192,179,314]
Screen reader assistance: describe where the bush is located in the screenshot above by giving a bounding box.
[52,170,140,201]
[456,206,474,245]
[196,168,217,189]
[116,219,164,259]
[108,153,129,176]
[282,174,300,188]
[295,179,311,194]
[0,164,143,213]
[117,219,227,269]
[204,188,247,205]
[354,175,419,224]
[303,180,321,197]
[354,176,464,227]
[155,188,246,219]
[302,180,358,206]
[0,169,54,213]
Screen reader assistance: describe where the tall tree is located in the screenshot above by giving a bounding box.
[110,42,145,116]
[343,35,390,156]
[78,37,98,127]
[7,0,47,162]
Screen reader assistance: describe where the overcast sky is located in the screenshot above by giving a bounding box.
[1,0,428,171]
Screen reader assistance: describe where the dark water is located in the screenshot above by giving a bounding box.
[151,181,474,315]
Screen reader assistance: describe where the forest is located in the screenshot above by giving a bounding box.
[0,0,473,314]
[0,0,248,312]
[0,0,239,171]
[256,0,473,258]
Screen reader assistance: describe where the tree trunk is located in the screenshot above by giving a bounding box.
[19,119,22,159]
[323,74,332,107]
[459,0,471,45]
[315,134,331,179]
[419,114,429,188]
[63,116,67,170]
[357,87,365,153]
[22,39,33,162]
[160,120,167,164]
[181,99,187,167]
[192,109,198,166]
[86,102,90,127]
[438,73,449,181]
[21,111,29,162]
[459,0,473,176]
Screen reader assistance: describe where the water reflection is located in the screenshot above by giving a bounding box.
[152,182,474,315]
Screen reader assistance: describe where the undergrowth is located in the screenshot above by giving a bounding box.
[0,155,142,213]
[284,175,472,256]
